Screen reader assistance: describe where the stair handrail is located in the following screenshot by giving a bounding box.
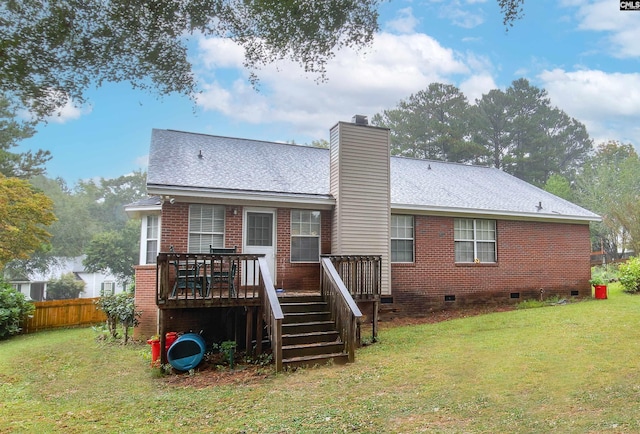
[258,256,284,372]
[320,257,362,363]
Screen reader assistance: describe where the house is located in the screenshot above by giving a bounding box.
[7,256,125,301]
[127,116,600,369]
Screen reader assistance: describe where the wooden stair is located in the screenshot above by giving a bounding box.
[279,295,348,369]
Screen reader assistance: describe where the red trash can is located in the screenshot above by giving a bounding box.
[147,338,161,366]
[165,332,179,359]
[594,284,607,299]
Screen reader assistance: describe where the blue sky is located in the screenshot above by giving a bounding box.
[18,0,640,185]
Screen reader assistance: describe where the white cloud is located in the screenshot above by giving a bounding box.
[193,32,474,138]
[459,74,497,102]
[436,1,485,28]
[539,68,640,147]
[570,0,640,58]
[134,154,149,170]
[197,37,245,69]
[47,99,91,124]
[386,7,420,34]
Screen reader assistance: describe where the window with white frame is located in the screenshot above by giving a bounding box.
[102,281,115,296]
[291,210,320,262]
[144,215,159,264]
[454,218,496,263]
[391,215,414,262]
[189,204,225,253]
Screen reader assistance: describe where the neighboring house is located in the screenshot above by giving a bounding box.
[8,256,125,301]
[127,116,600,368]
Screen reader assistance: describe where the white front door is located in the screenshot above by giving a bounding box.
[243,208,276,285]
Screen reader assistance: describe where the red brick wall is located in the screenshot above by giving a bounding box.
[390,216,592,316]
[133,265,158,340]
[275,209,332,291]
[135,202,593,329]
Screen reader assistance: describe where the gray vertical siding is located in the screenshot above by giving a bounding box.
[330,121,391,295]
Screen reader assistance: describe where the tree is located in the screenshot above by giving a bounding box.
[575,141,640,259]
[372,83,483,163]
[46,272,85,300]
[76,170,148,231]
[0,96,50,178]
[2,0,379,118]
[2,1,525,119]
[0,175,56,269]
[83,220,140,286]
[471,79,592,185]
[543,173,574,202]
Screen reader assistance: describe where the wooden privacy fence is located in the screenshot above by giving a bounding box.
[23,298,106,334]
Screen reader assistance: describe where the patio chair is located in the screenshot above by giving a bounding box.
[171,261,203,297]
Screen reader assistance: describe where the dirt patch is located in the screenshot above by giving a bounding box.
[162,363,271,388]
[379,305,515,328]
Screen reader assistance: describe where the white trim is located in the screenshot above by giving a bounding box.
[243,207,277,284]
[147,185,335,209]
[391,203,600,223]
[140,215,161,265]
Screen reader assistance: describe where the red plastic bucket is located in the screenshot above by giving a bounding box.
[165,332,179,358]
[147,338,161,366]
[594,285,607,300]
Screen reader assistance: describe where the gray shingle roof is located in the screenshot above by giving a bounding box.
[147,129,599,221]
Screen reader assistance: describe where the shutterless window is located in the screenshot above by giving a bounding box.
[291,210,320,262]
[391,215,414,262]
[189,205,225,253]
[145,215,159,264]
[454,218,496,263]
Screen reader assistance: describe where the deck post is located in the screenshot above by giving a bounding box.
[245,306,253,355]
[255,306,263,355]
[159,309,166,365]
[372,300,379,342]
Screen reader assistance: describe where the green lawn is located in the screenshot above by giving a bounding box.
[2,284,639,433]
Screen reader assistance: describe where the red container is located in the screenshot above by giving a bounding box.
[147,338,161,366]
[594,285,607,300]
[165,332,179,358]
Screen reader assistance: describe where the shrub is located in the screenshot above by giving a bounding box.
[619,257,640,294]
[47,272,85,300]
[95,292,141,343]
[0,280,34,339]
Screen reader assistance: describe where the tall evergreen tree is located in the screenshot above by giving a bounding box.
[373,83,482,163]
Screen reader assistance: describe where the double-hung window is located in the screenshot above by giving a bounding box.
[139,215,160,265]
[454,218,496,263]
[189,204,225,253]
[391,215,414,262]
[291,210,320,262]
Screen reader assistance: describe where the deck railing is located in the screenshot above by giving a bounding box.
[320,257,362,363]
[324,255,382,299]
[257,257,284,372]
[156,252,264,305]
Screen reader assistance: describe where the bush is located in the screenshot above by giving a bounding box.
[47,272,85,300]
[619,257,640,294]
[95,292,141,343]
[0,280,34,339]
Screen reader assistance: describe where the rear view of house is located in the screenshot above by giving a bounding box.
[127,116,599,369]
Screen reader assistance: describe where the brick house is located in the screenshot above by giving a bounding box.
[127,116,599,369]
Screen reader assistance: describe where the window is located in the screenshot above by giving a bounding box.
[145,215,159,264]
[391,215,414,262]
[102,281,115,296]
[189,205,225,253]
[454,218,496,263]
[291,210,320,262]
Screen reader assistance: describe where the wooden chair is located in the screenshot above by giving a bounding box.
[208,246,237,297]
[171,261,203,297]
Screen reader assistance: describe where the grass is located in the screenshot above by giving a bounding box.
[2,283,640,433]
